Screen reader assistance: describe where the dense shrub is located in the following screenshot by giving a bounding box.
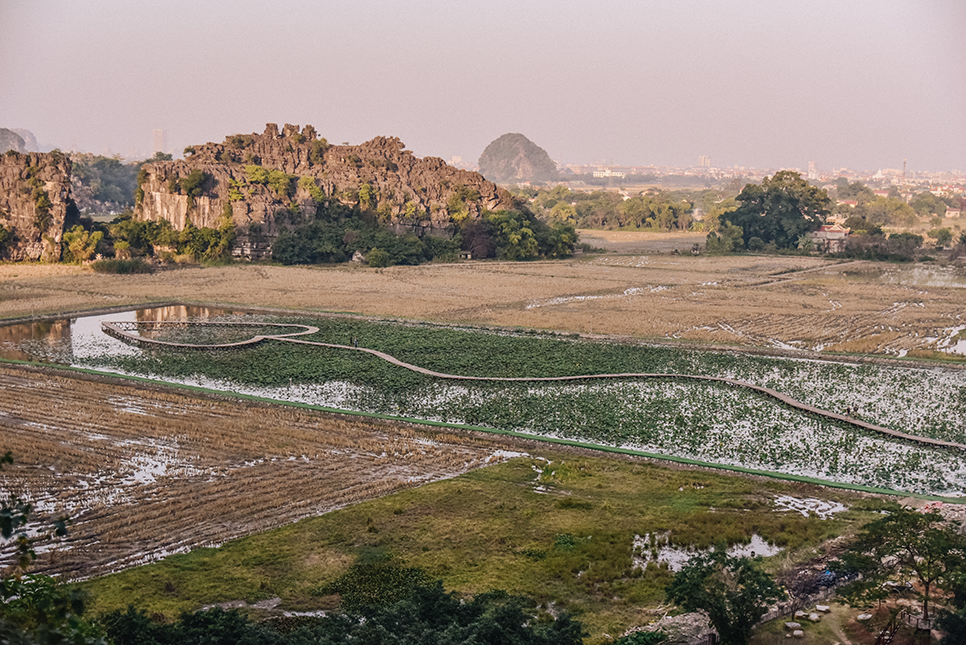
[90,258,154,274]
[270,201,462,267]
[103,565,584,645]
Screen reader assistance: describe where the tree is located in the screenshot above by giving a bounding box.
[705,222,744,254]
[366,247,392,267]
[910,191,947,217]
[831,507,966,621]
[548,201,578,224]
[484,210,539,260]
[728,171,830,249]
[856,196,917,227]
[929,227,953,247]
[62,225,104,262]
[105,563,585,645]
[842,215,883,237]
[358,183,374,210]
[540,221,577,258]
[887,232,923,258]
[665,550,784,645]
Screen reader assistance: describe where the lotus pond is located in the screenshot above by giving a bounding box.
[3,306,965,497]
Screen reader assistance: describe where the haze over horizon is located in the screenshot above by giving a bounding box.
[1,0,964,173]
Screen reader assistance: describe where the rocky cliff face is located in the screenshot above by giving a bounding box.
[478,133,559,184]
[0,151,73,261]
[136,123,517,257]
[0,129,27,154]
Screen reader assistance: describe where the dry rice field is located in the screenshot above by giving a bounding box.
[1,254,964,357]
[0,365,512,579]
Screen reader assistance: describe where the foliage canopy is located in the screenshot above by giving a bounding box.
[665,550,784,645]
[727,171,830,249]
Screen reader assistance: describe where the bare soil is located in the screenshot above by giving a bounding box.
[0,364,511,580]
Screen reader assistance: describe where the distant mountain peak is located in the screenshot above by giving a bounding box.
[478,133,558,184]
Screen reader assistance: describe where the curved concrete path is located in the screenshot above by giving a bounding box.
[102,321,319,349]
[102,321,966,451]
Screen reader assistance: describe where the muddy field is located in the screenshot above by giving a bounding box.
[1,254,964,358]
[0,365,515,579]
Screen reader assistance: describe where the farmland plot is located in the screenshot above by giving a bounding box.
[0,365,514,578]
[2,258,965,358]
[9,308,963,497]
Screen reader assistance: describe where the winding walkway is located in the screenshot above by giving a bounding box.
[102,321,966,452]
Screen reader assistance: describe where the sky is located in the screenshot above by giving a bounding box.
[1,0,964,173]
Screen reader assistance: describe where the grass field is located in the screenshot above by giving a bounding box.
[73,438,887,642]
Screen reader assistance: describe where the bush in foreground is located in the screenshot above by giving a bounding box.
[90,258,154,274]
[103,562,585,645]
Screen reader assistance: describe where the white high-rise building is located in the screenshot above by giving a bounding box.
[152,129,167,154]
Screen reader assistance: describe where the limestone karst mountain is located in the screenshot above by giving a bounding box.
[478,133,559,184]
[136,123,518,257]
[0,151,74,261]
[0,129,27,155]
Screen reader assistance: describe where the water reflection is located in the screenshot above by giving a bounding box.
[0,320,72,362]
[0,306,231,365]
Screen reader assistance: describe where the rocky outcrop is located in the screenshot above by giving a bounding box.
[136,124,518,257]
[0,129,26,154]
[0,151,73,261]
[11,129,40,152]
[478,133,559,184]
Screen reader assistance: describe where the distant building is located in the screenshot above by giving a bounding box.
[698,155,711,168]
[152,129,166,154]
[807,161,817,180]
[592,168,625,179]
[809,224,850,253]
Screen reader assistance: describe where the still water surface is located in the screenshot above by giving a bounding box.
[0,306,234,365]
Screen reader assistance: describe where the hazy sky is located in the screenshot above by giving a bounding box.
[2,0,964,172]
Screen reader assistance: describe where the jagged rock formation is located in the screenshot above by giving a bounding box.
[478,133,559,184]
[0,151,74,261]
[0,129,27,154]
[12,129,40,152]
[136,123,517,258]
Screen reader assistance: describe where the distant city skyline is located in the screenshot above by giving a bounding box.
[2,1,963,173]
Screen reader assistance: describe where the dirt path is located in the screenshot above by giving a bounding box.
[751,260,872,288]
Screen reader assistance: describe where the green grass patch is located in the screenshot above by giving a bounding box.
[77,452,878,642]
